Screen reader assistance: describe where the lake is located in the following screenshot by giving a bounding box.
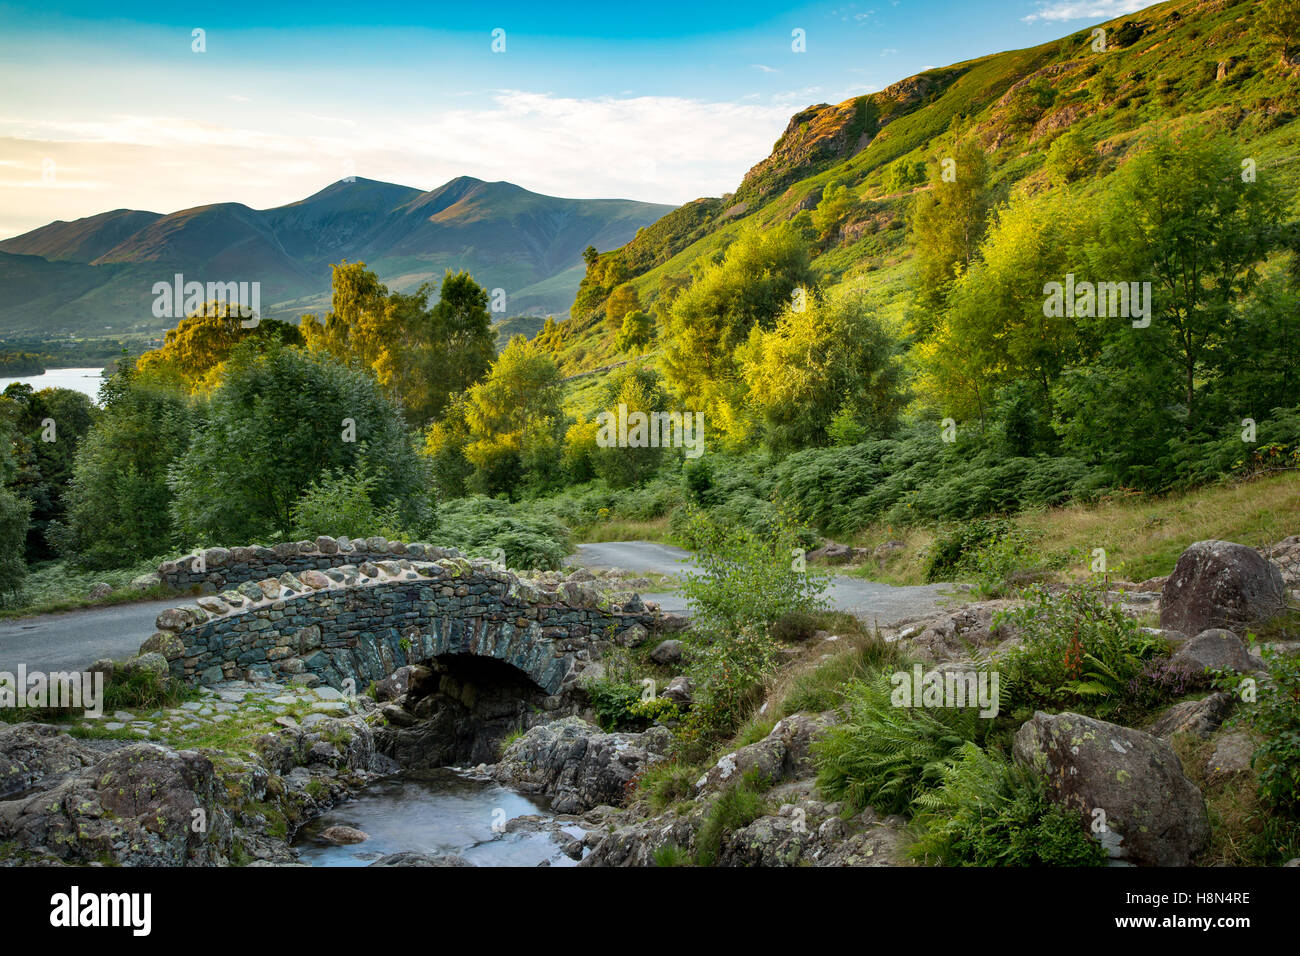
[0,367,106,402]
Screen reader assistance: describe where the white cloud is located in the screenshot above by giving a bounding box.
[0,92,795,237]
[1022,0,1148,23]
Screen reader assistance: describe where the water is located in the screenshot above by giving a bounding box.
[0,367,105,402]
[292,768,586,867]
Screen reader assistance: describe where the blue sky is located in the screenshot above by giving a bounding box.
[0,0,1152,237]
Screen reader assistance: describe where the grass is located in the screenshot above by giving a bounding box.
[694,767,771,866]
[0,558,176,619]
[842,471,1300,587]
[1170,730,1270,867]
[574,517,673,544]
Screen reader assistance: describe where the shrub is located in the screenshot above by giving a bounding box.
[770,610,820,643]
[1000,585,1168,721]
[911,742,1108,866]
[925,517,1012,582]
[436,497,571,570]
[695,768,770,865]
[0,489,30,604]
[1250,646,1300,827]
[814,670,989,815]
[678,506,829,637]
[681,626,780,748]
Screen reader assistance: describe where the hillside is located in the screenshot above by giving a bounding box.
[539,0,1300,374]
[0,177,674,337]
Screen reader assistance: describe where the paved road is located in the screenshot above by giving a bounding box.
[0,598,177,675]
[571,540,956,626]
[0,541,955,675]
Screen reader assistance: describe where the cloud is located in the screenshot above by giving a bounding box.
[0,92,795,237]
[1022,0,1148,23]
[752,64,778,73]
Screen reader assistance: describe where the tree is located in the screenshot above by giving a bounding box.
[0,384,97,560]
[302,264,494,425]
[1045,128,1096,186]
[590,363,671,487]
[1090,133,1280,425]
[914,188,1094,422]
[615,309,654,353]
[63,364,195,568]
[0,489,30,604]
[168,343,428,544]
[461,336,567,497]
[737,287,903,452]
[811,180,857,244]
[1259,0,1300,63]
[908,141,992,314]
[136,307,302,391]
[661,224,814,445]
[605,284,640,332]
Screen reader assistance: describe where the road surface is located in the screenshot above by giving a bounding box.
[0,542,956,676]
[0,598,178,676]
[572,540,956,625]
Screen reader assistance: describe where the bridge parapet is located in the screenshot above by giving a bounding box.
[139,553,657,696]
[158,535,466,592]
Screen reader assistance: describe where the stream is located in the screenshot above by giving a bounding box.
[292,768,586,867]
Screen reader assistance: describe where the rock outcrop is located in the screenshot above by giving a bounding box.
[1013,711,1210,866]
[1159,540,1287,636]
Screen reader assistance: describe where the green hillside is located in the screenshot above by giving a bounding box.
[539,0,1300,375]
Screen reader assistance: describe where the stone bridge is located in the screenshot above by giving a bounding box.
[139,540,660,699]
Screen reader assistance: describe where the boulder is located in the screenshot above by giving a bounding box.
[0,743,231,865]
[87,582,113,600]
[807,543,854,565]
[1013,711,1209,866]
[1203,731,1257,787]
[1150,692,1233,740]
[1170,629,1256,674]
[0,723,100,800]
[1160,540,1286,636]
[649,639,683,665]
[661,675,694,706]
[368,852,472,867]
[492,717,661,814]
[320,825,369,845]
[695,712,836,795]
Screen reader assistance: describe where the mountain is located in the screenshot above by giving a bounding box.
[0,177,675,337]
[541,0,1300,373]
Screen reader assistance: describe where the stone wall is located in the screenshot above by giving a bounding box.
[140,554,658,697]
[158,535,462,592]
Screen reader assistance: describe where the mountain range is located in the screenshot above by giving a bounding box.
[0,177,675,337]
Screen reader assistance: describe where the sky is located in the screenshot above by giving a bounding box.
[0,0,1152,239]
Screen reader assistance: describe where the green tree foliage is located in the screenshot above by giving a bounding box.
[737,287,903,451]
[604,284,640,332]
[459,335,567,497]
[63,364,195,569]
[1044,128,1096,185]
[811,180,857,244]
[915,188,1093,422]
[661,224,814,445]
[0,384,97,560]
[136,307,302,391]
[168,343,427,544]
[302,264,494,425]
[1258,0,1300,60]
[908,141,992,314]
[615,308,654,353]
[0,488,31,603]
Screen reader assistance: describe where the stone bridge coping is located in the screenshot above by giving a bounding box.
[152,555,653,635]
[158,535,460,576]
